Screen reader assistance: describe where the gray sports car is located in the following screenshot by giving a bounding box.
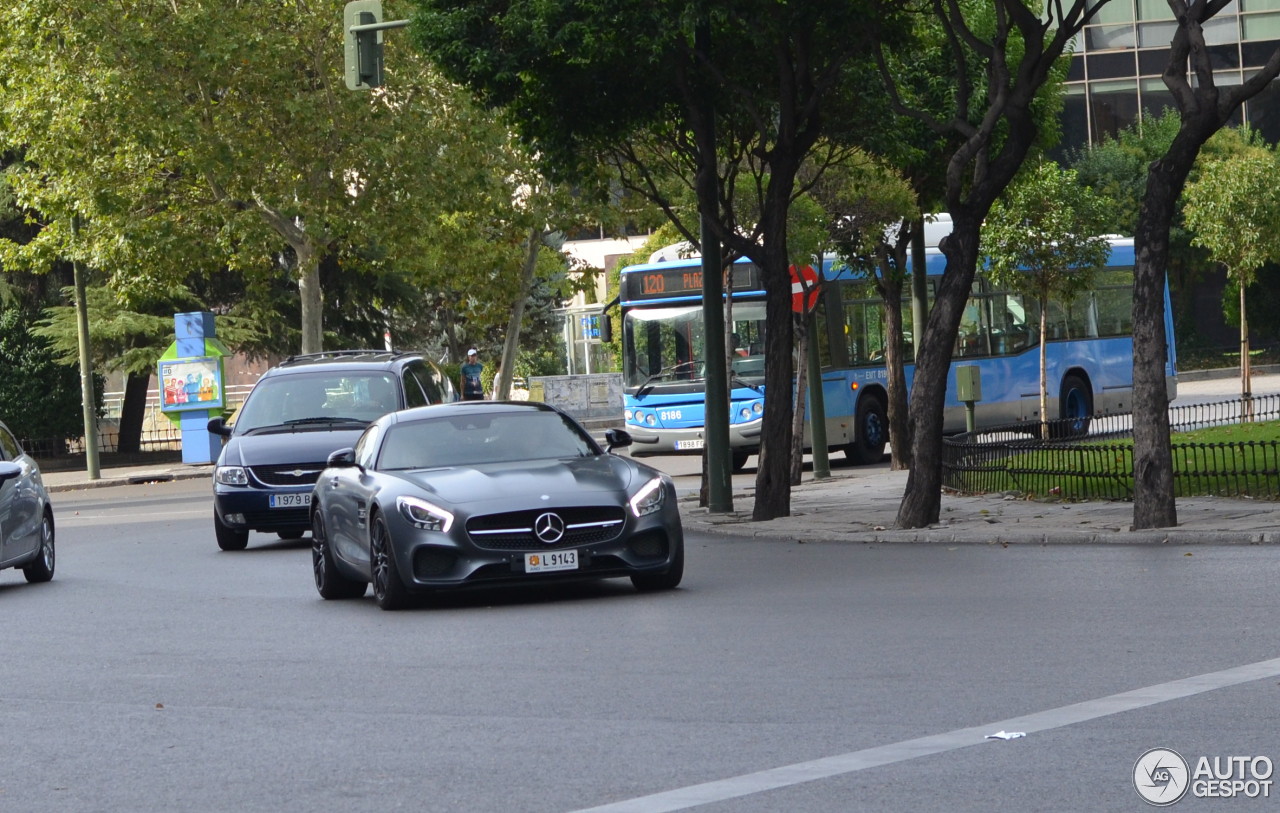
[309,401,683,610]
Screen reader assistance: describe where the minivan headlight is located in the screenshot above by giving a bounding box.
[629,477,666,518]
[215,466,248,486]
[397,496,454,532]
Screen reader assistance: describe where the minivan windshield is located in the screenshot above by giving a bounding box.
[378,411,596,469]
[233,372,399,433]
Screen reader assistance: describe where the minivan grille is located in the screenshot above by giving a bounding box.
[250,464,326,486]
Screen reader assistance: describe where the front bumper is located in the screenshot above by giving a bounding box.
[214,485,313,532]
[383,486,683,592]
[626,421,762,456]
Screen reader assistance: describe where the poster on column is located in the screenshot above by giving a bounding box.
[159,357,224,412]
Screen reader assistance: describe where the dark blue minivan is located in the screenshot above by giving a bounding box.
[208,351,456,551]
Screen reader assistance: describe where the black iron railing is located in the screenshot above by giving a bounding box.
[943,394,1280,500]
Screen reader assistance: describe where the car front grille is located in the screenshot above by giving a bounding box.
[242,508,310,528]
[466,506,626,551]
[250,464,326,487]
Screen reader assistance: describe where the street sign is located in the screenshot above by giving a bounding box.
[790,264,820,313]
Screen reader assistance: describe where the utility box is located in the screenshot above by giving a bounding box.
[956,365,982,403]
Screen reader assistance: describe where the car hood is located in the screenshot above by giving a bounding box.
[392,455,637,504]
[225,428,366,467]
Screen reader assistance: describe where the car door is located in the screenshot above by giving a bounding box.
[0,428,23,563]
[329,424,380,568]
[343,426,384,572]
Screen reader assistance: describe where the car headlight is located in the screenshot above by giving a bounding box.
[752,401,763,414]
[215,466,248,486]
[645,413,657,426]
[629,476,665,518]
[397,496,454,532]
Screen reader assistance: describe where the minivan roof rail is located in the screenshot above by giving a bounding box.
[280,349,416,365]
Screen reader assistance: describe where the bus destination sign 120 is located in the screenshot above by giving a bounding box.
[624,263,761,302]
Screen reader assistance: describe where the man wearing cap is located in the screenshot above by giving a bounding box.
[460,349,485,401]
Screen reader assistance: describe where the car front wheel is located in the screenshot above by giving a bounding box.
[214,511,249,551]
[370,514,410,611]
[23,510,55,584]
[631,535,684,592]
[312,510,366,600]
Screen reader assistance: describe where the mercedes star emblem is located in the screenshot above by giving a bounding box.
[534,512,565,544]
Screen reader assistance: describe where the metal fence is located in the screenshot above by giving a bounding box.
[943,393,1280,500]
[19,384,254,462]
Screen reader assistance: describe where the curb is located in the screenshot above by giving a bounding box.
[682,515,1280,546]
[1177,364,1280,382]
[45,469,212,494]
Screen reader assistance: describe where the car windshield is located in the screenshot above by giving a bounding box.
[623,302,767,389]
[233,371,399,433]
[377,411,597,470]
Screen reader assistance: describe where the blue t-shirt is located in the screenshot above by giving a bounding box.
[461,362,484,398]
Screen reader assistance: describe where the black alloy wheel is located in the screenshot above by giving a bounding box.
[845,393,888,465]
[22,511,55,584]
[370,513,410,611]
[312,510,366,600]
[214,511,249,552]
[631,535,684,591]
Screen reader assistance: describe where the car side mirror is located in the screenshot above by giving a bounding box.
[0,461,20,484]
[207,417,232,437]
[604,428,632,453]
[327,447,356,468]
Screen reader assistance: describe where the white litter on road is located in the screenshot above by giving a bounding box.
[984,731,1026,740]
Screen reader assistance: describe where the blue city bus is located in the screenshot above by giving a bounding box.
[618,234,1178,470]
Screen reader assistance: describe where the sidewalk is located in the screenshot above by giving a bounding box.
[680,466,1280,545]
[39,462,212,493]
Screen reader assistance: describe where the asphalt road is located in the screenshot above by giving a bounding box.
[2,478,1278,811]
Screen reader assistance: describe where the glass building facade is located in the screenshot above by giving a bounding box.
[1063,0,1280,150]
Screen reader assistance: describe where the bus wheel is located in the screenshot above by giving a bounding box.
[1051,374,1093,439]
[731,450,750,473]
[845,394,887,465]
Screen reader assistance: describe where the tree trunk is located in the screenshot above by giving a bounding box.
[790,314,809,486]
[876,245,911,471]
[752,240,796,521]
[1039,292,1049,437]
[296,240,323,355]
[116,370,150,455]
[495,228,543,401]
[896,218,983,528]
[1132,137,1201,530]
[442,300,461,363]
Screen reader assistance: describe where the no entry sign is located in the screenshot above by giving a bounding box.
[790,264,820,313]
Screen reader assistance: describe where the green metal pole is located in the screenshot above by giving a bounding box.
[806,307,830,479]
[702,216,732,512]
[911,217,928,362]
[71,216,99,481]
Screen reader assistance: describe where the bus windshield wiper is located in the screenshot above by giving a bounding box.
[635,362,700,396]
[730,374,763,394]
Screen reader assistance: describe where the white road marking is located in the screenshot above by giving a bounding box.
[568,655,1280,813]
[58,508,210,526]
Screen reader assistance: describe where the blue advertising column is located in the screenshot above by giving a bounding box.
[158,312,228,465]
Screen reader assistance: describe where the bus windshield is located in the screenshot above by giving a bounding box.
[623,302,768,389]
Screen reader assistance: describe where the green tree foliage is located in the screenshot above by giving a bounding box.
[982,161,1111,433]
[1182,154,1280,396]
[0,304,97,446]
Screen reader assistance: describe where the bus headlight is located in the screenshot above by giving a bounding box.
[625,409,633,421]
[740,408,751,420]
[645,413,657,426]
[752,401,763,414]
[629,477,666,517]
